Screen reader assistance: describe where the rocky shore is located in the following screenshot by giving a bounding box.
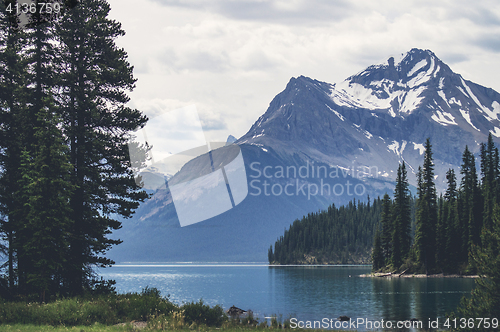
[360,271,478,278]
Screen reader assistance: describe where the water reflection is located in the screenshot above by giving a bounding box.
[269,266,475,325]
[370,276,475,323]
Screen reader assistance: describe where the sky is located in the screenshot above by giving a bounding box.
[107,0,500,146]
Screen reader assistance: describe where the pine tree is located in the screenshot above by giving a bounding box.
[458,204,500,329]
[391,162,412,269]
[444,169,459,272]
[414,139,438,273]
[15,107,73,302]
[379,194,392,264]
[480,133,498,231]
[0,0,30,291]
[268,245,274,263]
[459,145,482,267]
[0,1,37,289]
[56,0,148,293]
[371,225,384,271]
[436,194,446,270]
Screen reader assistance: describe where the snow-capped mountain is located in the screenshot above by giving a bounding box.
[333,48,500,134]
[239,48,500,190]
[109,48,500,262]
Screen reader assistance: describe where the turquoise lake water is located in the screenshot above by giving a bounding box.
[99,264,475,329]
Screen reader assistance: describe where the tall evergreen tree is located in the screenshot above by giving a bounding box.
[390,162,412,268]
[14,0,62,294]
[15,108,73,302]
[414,139,438,273]
[379,194,392,264]
[371,225,384,271]
[0,0,30,291]
[444,169,459,271]
[436,194,446,270]
[458,204,500,329]
[459,145,482,266]
[56,0,148,293]
[268,245,274,263]
[480,133,499,231]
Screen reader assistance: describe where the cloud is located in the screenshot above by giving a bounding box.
[128,98,227,132]
[444,1,500,27]
[157,19,294,74]
[439,52,470,65]
[151,0,357,25]
[109,0,500,141]
[473,35,500,53]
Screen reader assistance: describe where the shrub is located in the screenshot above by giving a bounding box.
[181,299,226,327]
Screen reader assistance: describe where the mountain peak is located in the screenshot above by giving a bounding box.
[347,48,449,88]
[226,135,237,145]
[332,48,460,117]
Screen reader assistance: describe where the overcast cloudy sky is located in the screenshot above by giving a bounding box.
[107,0,500,143]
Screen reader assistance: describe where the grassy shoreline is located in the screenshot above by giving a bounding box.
[0,289,302,332]
[0,325,361,332]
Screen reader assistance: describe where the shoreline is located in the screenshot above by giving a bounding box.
[360,272,479,278]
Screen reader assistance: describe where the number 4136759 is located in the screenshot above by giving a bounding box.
[444,318,498,329]
[6,2,62,15]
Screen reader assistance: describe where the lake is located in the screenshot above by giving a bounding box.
[99,264,475,329]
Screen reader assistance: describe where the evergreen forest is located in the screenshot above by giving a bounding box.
[372,136,498,275]
[267,196,407,265]
[268,135,499,275]
[269,135,500,324]
[0,0,148,301]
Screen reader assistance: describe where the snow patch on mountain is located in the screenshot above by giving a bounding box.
[460,77,495,120]
[326,104,345,121]
[438,90,450,108]
[460,109,480,131]
[490,127,500,138]
[388,140,407,157]
[431,110,457,126]
[450,97,461,106]
[408,57,435,87]
[331,82,385,111]
[331,80,426,115]
[408,59,427,77]
[399,86,426,113]
[413,143,425,155]
[439,77,445,89]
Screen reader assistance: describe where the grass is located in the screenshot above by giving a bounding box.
[0,292,177,326]
[0,288,361,331]
[0,325,296,332]
[0,326,360,332]
[0,288,292,331]
[0,323,134,332]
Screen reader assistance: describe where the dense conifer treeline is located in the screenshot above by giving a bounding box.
[269,133,500,280]
[373,135,500,275]
[268,198,389,264]
[0,0,147,301]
